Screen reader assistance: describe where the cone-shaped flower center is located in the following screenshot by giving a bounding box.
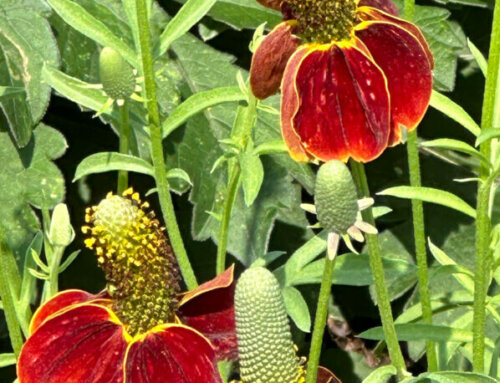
[83,189,180,336]
[285,0,357,43]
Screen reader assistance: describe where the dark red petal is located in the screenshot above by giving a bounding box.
[30,289,111,333]
[179,265,237,361]
[125,325,223,383]
[250,21,301,99]
[317,366,342,383]
[287,43,390,163]
[256,0,281,11]
[358,7,434,68]
[281,46,314,162]
[356,21,433,145]
[358,0,399,15]
[19,304,128,383]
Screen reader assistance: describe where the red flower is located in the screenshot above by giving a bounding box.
[18,266,236,383]
[250,0,433,163]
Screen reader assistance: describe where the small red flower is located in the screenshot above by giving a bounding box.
[250,0,433,163]
[18,266,236,383]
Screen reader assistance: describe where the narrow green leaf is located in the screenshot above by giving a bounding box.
[284,230,328,281]
[378,186,476,218]
[430,90,481,136]
[240,146,264,206]
[74,152,154,181]
[475,128,500,147]
[28,268,49,280]
[166,168,192,186]
[58,250,81,273]
[417,371,498,383]
[282,286,311,333]
[0,353,16,368]
[362,366,397,383]
[162,87,245,139]
[468,39,488,77]
[253,140,288,156]
[20,232,43,311]
[47,0,136,66]
[420,138,489,165]
[157,0,217,56]
[0,86,25,100]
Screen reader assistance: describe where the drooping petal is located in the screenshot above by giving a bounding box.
[19,304,128,383]
[30,289,111,333]
[357,7,434,68]
[284,43,390,163]
[250,21,301,99]
[317,366,342,383]
[356,21,433,145]
[179,266,237,361]
[124,324,223,383]
[358,0,399,16]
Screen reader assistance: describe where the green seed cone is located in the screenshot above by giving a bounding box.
[314,160,358,234]
[99,47,135,100]
[235,267,301,383]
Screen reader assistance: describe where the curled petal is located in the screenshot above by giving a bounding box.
[19,304,128,383]
[30,289,110,333]
[250,21,301,99]
[283,43,390,163]
[356,21,433,145]
[357,7,434,68]
[317,366,342,383]
[358,0,399,15]
[179,266,237,361]
[125,324,223,383]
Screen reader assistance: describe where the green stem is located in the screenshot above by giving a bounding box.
[216,164,241,275]
[406,130,438,371]
[473,0,500,372]
[305,253,336,383]
[118,100,131,194]
[47,247,64,300]
[135,0,197,289]
[0,233,24,358]
[350,161,407,380]
[404,0,415,21]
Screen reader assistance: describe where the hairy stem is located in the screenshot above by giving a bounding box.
[118,100,131,194]
[350,161,407,380]
[136,0,197,289]
[473,0,500,372]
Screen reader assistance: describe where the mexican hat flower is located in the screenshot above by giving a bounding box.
[18,188,237,383]
[250,0,433,163]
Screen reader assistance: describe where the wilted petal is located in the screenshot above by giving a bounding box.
[284,43,390,163]
[19,304,128,383]
[125,324,222,383]
[358,0,399,15]
[356,21,433,145]
[30,289,111,333]
[317,366,342,383]
[250,21,301,99]
[179,266,237,361]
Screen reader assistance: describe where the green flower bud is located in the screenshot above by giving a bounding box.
[314,160,358,234]
[235,267,302,383]
[49,203,74,247]
[99,47,135,100]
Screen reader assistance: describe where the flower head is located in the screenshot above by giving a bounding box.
[250,0,433,163]
[18,189,237,383]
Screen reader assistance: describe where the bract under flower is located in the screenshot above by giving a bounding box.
[250,0,433,163]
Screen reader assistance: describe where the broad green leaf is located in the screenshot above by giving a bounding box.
[47,0,137,66]
[0,124,67,257]
[173,0,282,30]
[468,39,488,77]
[362,365,397,383]
[378,186,476,218]
[430,91,481,136]
[157,0,218,56]
[413,371,497,383]
[162,87,246,139]
[420,138,489,165]
[240,142,264,206]
[476,128,500,147]
[0,353,16,368]
[0,6,60,146]
[0,87,25,100]
[282,286,311,333]
[74,152,154,181]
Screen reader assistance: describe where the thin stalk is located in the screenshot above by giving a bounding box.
[0,234,24,358]
[406,130,437,371]
[47,247,64,300]
[473,0,500,372]
[216,164,241,275]
[135,0,197,289]
[350,161,407,380]
[305,237,337,383]
[118,100,131,194]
